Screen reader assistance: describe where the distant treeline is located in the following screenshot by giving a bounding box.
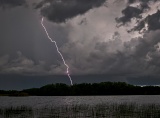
[1,82,160,96]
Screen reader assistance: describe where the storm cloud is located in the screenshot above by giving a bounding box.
[132,10,160,32]
[116,0,160,33]
[61,29,160,76]
[116,6,143,24]
[116,0,159,23]
[1,0,160,88]
[2,0,160,76]
[0,51,65,75]
[35,0,107,23]
[0,0,26,9]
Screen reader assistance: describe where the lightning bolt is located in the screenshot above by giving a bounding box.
[41,17,73,85]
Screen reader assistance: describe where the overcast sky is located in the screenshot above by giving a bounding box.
[1,0,160,89]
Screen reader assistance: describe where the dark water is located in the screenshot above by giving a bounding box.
[1,95,160,108]
[1,96,160,118]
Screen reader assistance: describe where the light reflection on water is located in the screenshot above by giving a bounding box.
[1,96,160,118]
[1,95,160,108]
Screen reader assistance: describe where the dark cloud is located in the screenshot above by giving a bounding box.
[127,0,135,4]
[127,0,158,4]
[132,10,160,32]
[0,51,50,75]
[0,50,69,76]
[0,0,26,9]
[116,0,159,25]
[116,0,160,32]
[35,0,107,23]
[0,74,70,90]
[116,6,142,25]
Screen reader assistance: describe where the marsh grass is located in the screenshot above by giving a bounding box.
[0,106,33,118]
[1,103,160,118]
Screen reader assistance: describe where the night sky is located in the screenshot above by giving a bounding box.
[1,0,160,90]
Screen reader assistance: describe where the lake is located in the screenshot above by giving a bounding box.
[1,95,160,108]
[1,96,160,118]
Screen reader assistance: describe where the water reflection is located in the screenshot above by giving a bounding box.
[1,96,160,108]
[1,96,160,117]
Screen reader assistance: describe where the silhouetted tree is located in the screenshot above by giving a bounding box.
[1,82,160,96]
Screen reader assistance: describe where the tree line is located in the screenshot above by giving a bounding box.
[1,82,160,96]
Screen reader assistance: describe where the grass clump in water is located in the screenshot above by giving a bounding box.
[1,103,160,118]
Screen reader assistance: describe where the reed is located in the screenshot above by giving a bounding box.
[1,103,160,118]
